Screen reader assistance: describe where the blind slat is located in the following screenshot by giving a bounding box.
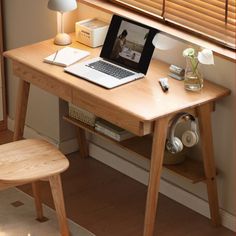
[168,15,236,47]
[133,0,162,9]
[111,0,162,16]
[198,0,235,13]
[166,0,225,24]
[165,7,235,38]
[217,0,235,7]
[165,2,235,33]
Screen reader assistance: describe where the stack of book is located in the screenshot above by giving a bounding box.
[68,103,96,127]
[95,118,134,141]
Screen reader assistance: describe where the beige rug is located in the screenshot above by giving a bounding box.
[0,188,95,236]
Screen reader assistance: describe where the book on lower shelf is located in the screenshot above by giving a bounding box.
[95,118,135,141]
[68,103,96,127]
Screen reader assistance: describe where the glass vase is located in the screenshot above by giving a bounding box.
[184,57,203,91]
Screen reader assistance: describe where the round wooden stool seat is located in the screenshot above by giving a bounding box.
[0,139,70,236]
[0,139,69,183]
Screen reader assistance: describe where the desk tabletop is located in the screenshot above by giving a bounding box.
[4,36,230,135]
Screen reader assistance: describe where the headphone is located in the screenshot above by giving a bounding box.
[166,112,199,154]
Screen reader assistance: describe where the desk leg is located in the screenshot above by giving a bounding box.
[197,103,220,226]
[13,79,30,141]
[143,117,169,236]
[76,127,89,158]
[13,79,44,221]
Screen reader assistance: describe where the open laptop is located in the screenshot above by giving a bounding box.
[65,15,159,89]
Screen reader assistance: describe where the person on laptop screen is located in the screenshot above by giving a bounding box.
[109,20,151,70]
[111,29,128,60]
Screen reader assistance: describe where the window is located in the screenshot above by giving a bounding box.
[110,0,236,50]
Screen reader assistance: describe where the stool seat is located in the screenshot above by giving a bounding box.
[0,139,70,236]
[0,139,69,183]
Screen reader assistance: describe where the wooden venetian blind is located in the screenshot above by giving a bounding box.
[111,0,236,49]
[110,0,164,17]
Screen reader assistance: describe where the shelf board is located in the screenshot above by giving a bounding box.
[64,115,206,183]
[164,158,206,183]
[63,115,135,145]
[121,135,206,183]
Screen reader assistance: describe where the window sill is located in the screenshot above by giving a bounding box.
[79,0,236,63]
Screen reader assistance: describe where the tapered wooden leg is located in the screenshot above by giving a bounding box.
[49,175,69,236]
[197,103,221,226]
[32,181,45,221]
[76,127,89,158]
[14,80,43,225]
[143,117,170,236]
[13,79,30,141]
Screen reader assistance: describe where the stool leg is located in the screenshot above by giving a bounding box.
[49,174,69,236]
[32,181,44,221]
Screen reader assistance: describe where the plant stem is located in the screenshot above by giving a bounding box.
[190,57,199,74]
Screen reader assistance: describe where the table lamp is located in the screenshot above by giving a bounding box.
[152,32,179,50]
[48,0,77,45]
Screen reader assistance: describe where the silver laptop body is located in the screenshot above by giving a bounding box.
[65,57,144,89]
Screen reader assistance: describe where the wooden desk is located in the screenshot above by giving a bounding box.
[4,37,230,236]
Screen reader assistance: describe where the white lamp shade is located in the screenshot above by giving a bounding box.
[48,0,77,12]
[152,32,179,50]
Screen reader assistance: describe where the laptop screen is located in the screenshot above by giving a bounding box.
[100,15,159,74]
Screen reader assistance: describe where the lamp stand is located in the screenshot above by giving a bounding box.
[54,12,72,46]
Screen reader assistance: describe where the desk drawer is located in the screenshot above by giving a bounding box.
[72,89,152,136]
[13,62,72,102]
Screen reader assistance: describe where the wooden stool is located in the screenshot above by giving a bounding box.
[0,139,70,236]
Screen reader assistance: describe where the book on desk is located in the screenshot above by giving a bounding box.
[43,47,90,67]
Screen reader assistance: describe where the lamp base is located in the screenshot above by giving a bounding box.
[54,33,72,46]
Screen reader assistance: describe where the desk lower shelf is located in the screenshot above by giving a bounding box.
[63,115,206,184]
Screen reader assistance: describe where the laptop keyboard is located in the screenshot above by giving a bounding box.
[86,60,134,79]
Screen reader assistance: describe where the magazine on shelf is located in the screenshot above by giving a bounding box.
[95,118,134,141]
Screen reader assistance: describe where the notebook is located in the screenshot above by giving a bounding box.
[65,15,159,89]
[44,47,90,67]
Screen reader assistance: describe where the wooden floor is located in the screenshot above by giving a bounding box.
[1,130,234,236]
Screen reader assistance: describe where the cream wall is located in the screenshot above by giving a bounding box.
[3,0,78,143]
[3,0,58,141]
[77,3,236,217]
